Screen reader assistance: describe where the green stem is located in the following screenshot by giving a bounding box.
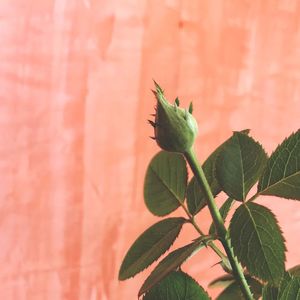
[179,201,205,235]
[184,147,254,300]
[179,201,227,261]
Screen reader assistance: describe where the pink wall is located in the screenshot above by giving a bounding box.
[1,0,300,299]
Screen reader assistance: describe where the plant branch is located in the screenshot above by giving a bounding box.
[184,147,254,300]
[179,201,205,235]
[179,201,228,262]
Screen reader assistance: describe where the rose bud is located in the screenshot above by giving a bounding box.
[149,81,198,153]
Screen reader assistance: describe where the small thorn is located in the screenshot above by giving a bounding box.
[210,261,221,269]
[153,80,163,93]
[148,120,156,127]
[174,102,178,111]
[188,101,193,114]
[150,136,156,140]
[151,89,157,97]
[175,97,180,106]
[150,113,156,117]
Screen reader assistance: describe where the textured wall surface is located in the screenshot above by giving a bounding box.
[1,0,300,299]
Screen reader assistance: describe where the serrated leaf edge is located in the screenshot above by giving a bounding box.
[138,239,206,296]
[119,218,186,280]
[258,130,300,199]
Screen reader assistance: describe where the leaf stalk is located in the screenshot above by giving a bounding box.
[179,201,228,263]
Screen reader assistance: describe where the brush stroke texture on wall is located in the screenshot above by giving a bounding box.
[0,0,300,299]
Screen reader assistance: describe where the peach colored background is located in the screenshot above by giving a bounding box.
[1,0,300,299]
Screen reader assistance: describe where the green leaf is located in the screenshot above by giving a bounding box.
[229,202,286,284]
[139,238,207,296]
[216,132,268,201]
[142,271,210,300]
[263,272,292,300]
[216,277,262,300]
[278,273,298,298]
[289,265,300,277]
[209,197,234,235]
[279,276,300,299]
[216,282,242,300]
[144,151,187,216]
[186,177,208,215]
[118,217,186,280]
[262,284,278,300]
[258,130,300,200]
[262,272,300,300]
[186,130,251,215]
[209,274,235,288]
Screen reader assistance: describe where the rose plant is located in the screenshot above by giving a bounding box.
[118,82,300,299]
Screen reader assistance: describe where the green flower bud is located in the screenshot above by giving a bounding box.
[149,82,198,153]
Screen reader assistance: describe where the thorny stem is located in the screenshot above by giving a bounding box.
[184,147,254,300]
